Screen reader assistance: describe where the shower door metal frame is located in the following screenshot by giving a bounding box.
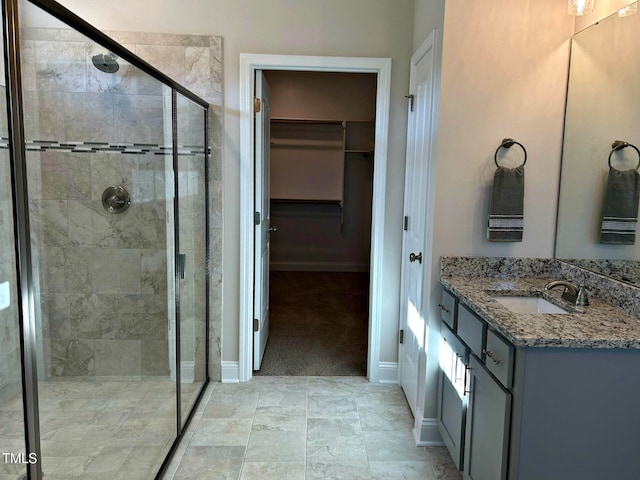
[1,0,211,478]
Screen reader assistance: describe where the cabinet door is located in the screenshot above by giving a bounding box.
[438,371,466,469]
[437,324,468,468]
[464,355,511,480]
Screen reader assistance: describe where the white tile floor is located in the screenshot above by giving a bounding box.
[164,376,462,480]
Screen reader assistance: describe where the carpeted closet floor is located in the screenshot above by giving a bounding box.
[254,271,369,376]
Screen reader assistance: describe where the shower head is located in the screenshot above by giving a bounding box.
[91,52,119,73]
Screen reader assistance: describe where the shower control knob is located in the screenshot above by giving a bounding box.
[409,252,422,264]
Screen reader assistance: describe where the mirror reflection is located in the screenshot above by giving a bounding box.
[556,6,640,285]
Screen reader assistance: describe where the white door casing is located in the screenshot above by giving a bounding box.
[253,72,271,370]
[399,32,437,417]
[239,54,392,383]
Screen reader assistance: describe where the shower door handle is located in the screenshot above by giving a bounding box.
[178,254,186,279]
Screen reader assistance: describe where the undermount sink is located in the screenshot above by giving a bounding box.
[493,296,570,314]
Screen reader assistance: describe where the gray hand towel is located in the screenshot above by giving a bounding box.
[487,165,524,242]
[600,167,640,244]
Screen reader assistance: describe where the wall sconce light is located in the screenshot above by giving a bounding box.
[618,1,638,16]
[568,0,595,15]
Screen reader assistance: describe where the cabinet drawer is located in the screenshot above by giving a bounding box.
[484,329,514,389]
[457,304,485,358]
[439,290,456,329]
[441,322,467,361]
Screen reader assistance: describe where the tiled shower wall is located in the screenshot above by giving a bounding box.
[20,28,223,379]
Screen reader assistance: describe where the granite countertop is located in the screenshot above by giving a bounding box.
[441,276,640,349]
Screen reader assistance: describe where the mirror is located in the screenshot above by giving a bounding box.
[555,6,640,285]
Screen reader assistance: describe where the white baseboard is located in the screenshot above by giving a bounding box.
[180,360,195,384]
[221,361,240,383]
[377,361,398,384]
[270,261,369,272]
[414,416,444,446]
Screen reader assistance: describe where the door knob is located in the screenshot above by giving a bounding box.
[269,225,278,232]
[409,252,422,263]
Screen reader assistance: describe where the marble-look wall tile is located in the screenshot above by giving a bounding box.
[49,338,95,376]
[135,45,186,88]
[113,94,164,144]
[64,247,141,294]
[141,339,170,376]
[0,349,22,404]
[34,40,87,93]
[185,47,212,107]
[94,339,141,376]
[141,249,167,295]
[63,92,115,142]
[20,39,37,92]
[41,246,67,294]
[40,294,71,339]
[31,91,67,142]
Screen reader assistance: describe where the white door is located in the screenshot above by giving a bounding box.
[399,33,436,416]
[254,71,272,370]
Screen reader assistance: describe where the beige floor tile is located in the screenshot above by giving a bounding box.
[370,461,437,480]
[245,430,306,462]
[239,462,305,480]
[363,430,429,462]
[189,417,252,447]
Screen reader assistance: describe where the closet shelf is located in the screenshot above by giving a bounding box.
[271,118,344,125]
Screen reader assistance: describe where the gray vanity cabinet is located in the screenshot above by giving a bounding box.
[463,355,511,480]
[439,284,640,480]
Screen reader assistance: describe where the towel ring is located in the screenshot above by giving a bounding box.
[494,138,527,168]
[608,140,640,170]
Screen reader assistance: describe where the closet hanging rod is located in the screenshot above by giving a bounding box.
[271,117,345,125]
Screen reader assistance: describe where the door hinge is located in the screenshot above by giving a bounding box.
[254,318,259,332]
[399,329,404,344]
[404,94,414,112]
[254,211,261,225]
[254,97,261,114]
[403,216,409,231]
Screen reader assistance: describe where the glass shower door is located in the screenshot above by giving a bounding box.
[17,2,178,477]
[175,92,208,426]
[0,19,28,479]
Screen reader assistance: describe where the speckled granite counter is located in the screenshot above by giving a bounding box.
[441,275,640,349]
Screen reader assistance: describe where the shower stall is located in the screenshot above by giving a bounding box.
[0,0,210,479]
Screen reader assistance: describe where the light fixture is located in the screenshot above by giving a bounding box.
[568,0,595,15]
[618,1,638,16]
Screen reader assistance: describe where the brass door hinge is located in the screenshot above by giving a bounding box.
[399,329,404,344]
[254,97,261,114]
[254,318,259,332]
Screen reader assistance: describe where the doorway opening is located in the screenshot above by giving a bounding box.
[239,54,392,383]
[255,70,376,376]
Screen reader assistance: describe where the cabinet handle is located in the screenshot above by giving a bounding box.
[463,366,471,396]
[438,303,451,314]
[483,349,503,366]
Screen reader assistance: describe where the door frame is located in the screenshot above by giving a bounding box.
[239,53,392,382]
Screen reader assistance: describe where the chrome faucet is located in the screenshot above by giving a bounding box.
[544,280,589,306]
